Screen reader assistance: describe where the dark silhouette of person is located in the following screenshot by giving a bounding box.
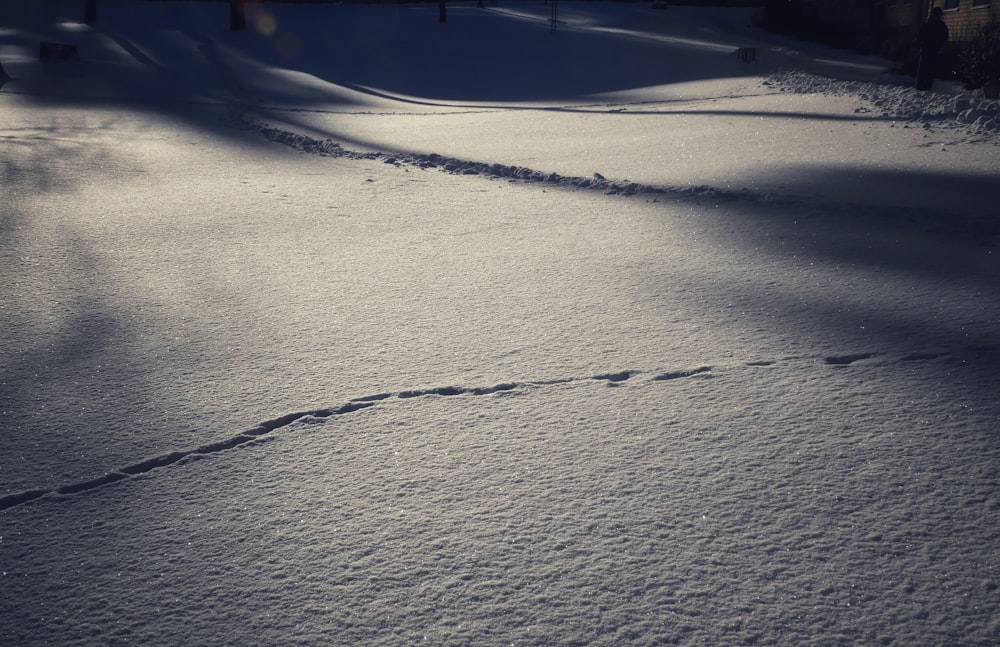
[916,7,948,91]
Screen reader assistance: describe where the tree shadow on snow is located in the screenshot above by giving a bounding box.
[733,165,1000,264]
[644,163,1000,397]
[0,156,154,493]
[0,1,764,134]
[230,2,755,104]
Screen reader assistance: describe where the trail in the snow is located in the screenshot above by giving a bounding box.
[0,368,704,512]
[237,112,671,197]
[234,112,1000,239]
[0,348,969,512]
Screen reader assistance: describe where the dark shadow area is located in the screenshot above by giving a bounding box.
[0,1,762,126]
[0,1,271,146]
[637,163,1000,400]
[245,3,752,103]
[0,0,899,184]
[738,164,1000,224]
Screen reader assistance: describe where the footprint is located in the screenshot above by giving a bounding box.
[0,489,49,511]
[398,386,467,399]
[745,360,776,367]
[593,371,636,383]
[900,352,944,362]
[652,366,712,381]
[824,352,879,366]
[471,383,519,395]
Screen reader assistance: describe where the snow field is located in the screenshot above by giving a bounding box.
[2,1,1000,645]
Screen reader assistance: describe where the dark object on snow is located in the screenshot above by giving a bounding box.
[84,0,97,24]
[39,42,80,62]
[736,47,756,63]
[916,7,948,91]
[985,81,1000,100]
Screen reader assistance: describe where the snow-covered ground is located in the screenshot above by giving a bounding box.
[2,1,999,644]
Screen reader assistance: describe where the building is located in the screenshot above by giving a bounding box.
[880,1,995,43]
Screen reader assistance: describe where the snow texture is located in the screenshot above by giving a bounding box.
[2,1,999,645]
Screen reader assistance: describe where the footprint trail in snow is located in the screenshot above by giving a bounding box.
[0,348,979,512]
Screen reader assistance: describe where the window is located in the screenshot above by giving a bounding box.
[972,0,991,8]
[944,0,960,10]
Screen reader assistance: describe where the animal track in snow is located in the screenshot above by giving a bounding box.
[0,368,707,511]
[237,114,751,200]
[900,351,945,362]
[593,370,638,383]
[0,400,380,512]
[2,348,991,512]
[824,350,978,366]
[824,352,880,366]
[653,366,712,381]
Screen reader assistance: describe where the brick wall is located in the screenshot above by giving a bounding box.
[940,0,997,42]
[882,1,926,40]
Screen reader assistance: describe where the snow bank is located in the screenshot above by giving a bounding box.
[767,70,1000,142]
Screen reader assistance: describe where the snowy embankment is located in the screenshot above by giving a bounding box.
[2,2,1000,646]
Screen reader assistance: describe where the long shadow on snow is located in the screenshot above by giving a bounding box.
[0,120,195,496]
[0,152,162,492]
[5,2,996,488]
[0,1,761,133]
[732,165,1000,252]
[0,2,281,148]
[228,2,759,104]
[642,164,1000,396]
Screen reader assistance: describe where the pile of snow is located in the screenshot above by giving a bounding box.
[766,69,1000,139]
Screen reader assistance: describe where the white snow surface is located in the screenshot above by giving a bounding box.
[2,1,999,645]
